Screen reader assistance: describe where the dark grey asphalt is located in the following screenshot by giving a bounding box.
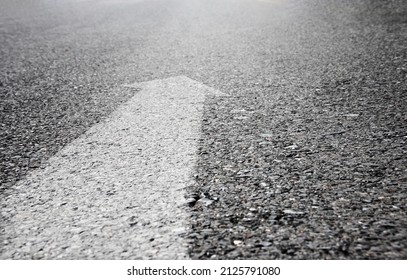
[1,0,406,259]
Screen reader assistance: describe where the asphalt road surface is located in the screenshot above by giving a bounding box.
[1,0,406,259]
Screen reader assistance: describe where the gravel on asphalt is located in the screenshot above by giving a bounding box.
[185,0,407,259]
[1,0,406,259]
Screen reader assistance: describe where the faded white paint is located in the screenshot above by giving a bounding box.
[1,76,225,259]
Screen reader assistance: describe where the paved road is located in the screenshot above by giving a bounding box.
[1,0,406,259]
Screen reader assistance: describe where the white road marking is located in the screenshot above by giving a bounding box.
[1,76,225,259]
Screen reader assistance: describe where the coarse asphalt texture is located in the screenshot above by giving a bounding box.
[1,0,407,259]
[1,76,222,259]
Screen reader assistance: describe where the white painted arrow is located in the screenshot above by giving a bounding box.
[1,76,225,259]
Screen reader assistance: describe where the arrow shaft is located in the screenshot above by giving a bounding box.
[1,76,220,259]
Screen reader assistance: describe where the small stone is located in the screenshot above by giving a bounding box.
[261,241,272,247]
[283,209,305,215]
[343,113,359,117]
[184,197,196,207]
[227,249,240,258]
[196,197,214,206]
[284,144,298,150]
[233,240,243,246]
